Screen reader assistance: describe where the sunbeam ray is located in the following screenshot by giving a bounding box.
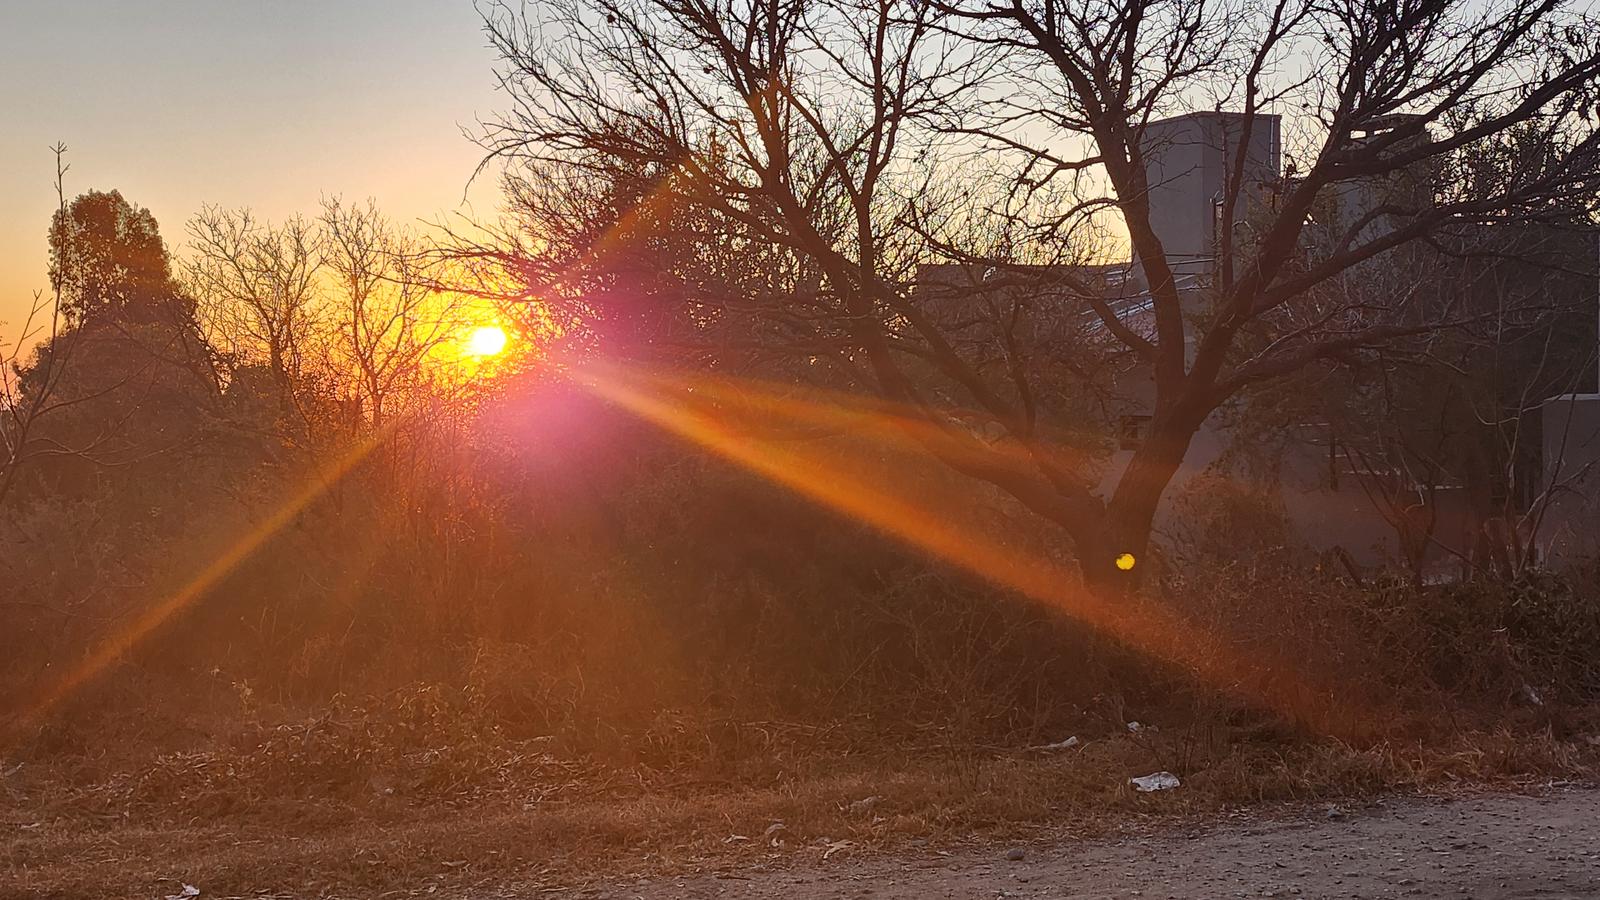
[6,429,390,740]
[577,359,1367,737]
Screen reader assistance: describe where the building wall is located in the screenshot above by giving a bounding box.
[1139,112,1281,273]
[1539,394,1600,565]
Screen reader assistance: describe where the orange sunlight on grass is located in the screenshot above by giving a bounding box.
[575,360,1368,739]
[6,429,390,742]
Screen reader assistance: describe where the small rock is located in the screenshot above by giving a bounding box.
[847,796,882,816]
[1005,847,1026,862]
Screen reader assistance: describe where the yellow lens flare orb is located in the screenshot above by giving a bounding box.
[1115,552,1137,571]
[465,325,509,357]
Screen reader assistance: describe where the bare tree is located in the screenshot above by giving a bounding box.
[933,0,1600,584]
[476,0,1600,587]
[1248,226,1598,581]
[2,146,86,508]
[184,207,323,422]
[320,197,464,426]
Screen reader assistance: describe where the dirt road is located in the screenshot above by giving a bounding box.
[574,787,1600,899]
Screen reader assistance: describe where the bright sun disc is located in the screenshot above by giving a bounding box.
[465,325,508,357]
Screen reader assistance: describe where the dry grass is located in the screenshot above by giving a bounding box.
[5,710,1598,900]
[9,458,1600,899]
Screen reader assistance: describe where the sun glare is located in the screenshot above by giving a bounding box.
[465,325,509,357]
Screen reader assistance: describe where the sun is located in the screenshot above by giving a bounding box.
[465,325,509,357]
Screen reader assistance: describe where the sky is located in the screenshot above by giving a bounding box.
[0,0,504,341]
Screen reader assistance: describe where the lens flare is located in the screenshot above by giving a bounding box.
[574,360,1367,738]
[6,430,387,741]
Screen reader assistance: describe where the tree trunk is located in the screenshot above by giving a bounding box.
[1080,412,1204,592]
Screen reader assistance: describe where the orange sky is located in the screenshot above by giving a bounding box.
[0,1,502,345]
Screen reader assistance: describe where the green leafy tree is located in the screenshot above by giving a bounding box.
[49,190,194,326]
[15,192,220,507]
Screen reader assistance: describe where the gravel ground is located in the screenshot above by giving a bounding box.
[571,787,1600,899]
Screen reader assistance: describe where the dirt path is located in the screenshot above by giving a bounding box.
[572,787,1600,899]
